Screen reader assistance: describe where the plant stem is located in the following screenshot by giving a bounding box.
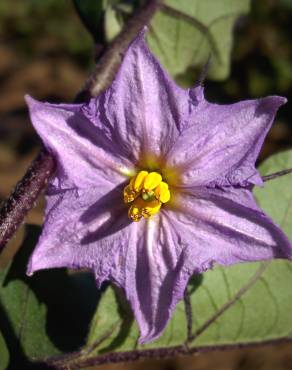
[45,337,292,370]
[0,149,55,250]
[183,287,193,343]
[75,0,162,101]
[262,168,292,182]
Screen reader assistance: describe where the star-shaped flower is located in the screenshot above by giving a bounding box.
[26,30,292,344]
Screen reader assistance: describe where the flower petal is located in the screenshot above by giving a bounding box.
[110,215,196,343]
[95,29,191,164]
[28,185,132,286]
[28,186,193,343]
[166,92,287,187]
[167,187,292,269]
[26,95,134,189]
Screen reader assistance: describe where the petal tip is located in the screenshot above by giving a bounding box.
[129,26,149,50]
[278,96,288,105]
[266,95,287,109]
[24,94,37,108]
[138,331,158,345]
[25,94,44,114]
[26,269,34,277]
[26,259,35,276]
[139,25,148,37]
[272,96,287,109]
[189,85,205,105]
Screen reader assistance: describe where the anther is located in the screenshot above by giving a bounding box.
[124,170,170,222]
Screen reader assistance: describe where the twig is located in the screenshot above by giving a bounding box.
[183,287,193,343]
[75,0,163,101]
[44,337,292,370]
[45,321,121,370]
[0,149,55,250]
[0,0,161,251]
[262,168,292,182]
[197,56,211,86]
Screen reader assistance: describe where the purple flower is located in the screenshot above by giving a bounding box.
[26,30,292,344]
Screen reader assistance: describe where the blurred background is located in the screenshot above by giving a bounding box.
[0,0,292,369]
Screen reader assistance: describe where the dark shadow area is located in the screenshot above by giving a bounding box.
[188,273,203,295]
[99,285,134,354]
[1,225,100,363]
[0,299,53,370]
[80,184,131,244]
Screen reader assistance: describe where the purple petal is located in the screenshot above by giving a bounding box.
[166,92,287,187]
[110,215,196,343]
[167,187,292,269]
[28,186,194,344]
[25,95,134,190]
[25,29,291,347]
[28,185,132,286]
[92,29,191,165]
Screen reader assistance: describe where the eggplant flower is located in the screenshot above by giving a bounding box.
[26,30,292,344]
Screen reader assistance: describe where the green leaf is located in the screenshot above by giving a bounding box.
[254,150,292,235]
[80,151,292,359]
[73,0,250,82]
[0,330,9,370]
[0,225,99,367]
[73,0,105,43]
[147,0,251,82]
[104,5,124,42]
[73,0,136,44]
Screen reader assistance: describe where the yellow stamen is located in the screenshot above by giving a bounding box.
[133,170,148,192]
[123,185,137,203]
[141,199,162,218]
[143,172,162,190]
[128,202,143,222]
[154,181,170,203]
[124,170,170,222]
[128,198,162,222]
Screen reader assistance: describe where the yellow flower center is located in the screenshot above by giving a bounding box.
[123,170,171,222]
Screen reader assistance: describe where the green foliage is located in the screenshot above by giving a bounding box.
[74,0,137,44]
[148,0,250,81]
[73,0,250,82]
[73,0,105,43]
[254,150,292,230]
[218,1,292,102]
[0,226,99,368]
[0,331,9,370]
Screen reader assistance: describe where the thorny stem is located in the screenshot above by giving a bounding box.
[45,338,292,370]
[0,149,55,250]
[75,0,163,101]
[183,287,193,343]
[262,168,292,182]
[0,0,161,251]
